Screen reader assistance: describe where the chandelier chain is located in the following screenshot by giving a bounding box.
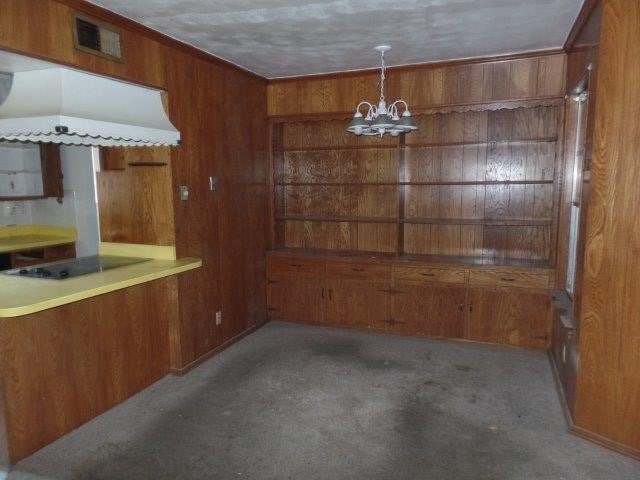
[379,49,386,103]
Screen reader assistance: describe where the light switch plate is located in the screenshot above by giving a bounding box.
[179,185,189,201]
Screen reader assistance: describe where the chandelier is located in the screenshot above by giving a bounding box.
[347,45,417,137]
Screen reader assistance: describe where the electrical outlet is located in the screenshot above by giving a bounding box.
[215,311,222,326]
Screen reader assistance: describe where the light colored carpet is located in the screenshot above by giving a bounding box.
[9,321,640,479]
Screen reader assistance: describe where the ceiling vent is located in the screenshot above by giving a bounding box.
[74,15,123,61]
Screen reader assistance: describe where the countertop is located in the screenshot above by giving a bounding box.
[0,225,77,254]
[0,242,202,318]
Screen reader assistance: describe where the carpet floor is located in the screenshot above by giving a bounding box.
[9,321,640,479]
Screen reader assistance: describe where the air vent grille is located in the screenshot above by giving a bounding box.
[74,15,123,61]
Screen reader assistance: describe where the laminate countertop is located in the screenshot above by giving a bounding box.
[0,225,77,254]
[0,243,201,318]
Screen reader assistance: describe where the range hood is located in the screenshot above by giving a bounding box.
[0,67,180,147]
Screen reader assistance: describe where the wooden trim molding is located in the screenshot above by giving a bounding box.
[170,319,270,376]
[267,96,564,121]
[268,49,565,84]
[547,352,640,461]
[564,0,601,50]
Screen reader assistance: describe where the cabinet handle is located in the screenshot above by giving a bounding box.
[421,273,435,277]
[501,277,515,282]
[321,288,325,299]
[469,302,473,313]
[459,303,464,312]
[352,267,364,272]
[290,263,302,268]
[329,289,333,300]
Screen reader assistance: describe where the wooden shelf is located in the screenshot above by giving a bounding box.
[274,180,553,187]
[280,144,397,152]
[275,215,397,224]
[399,180,554,186]
[401,218,553,226]
[279,137,557,153]
[403,137,557,149]
[268,248,553,270]
[275,182,397,186]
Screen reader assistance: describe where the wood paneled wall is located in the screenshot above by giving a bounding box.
[267,52,566,118]
[165,47,268,370]
[573,0,640,457]
[0,0,166,88]
[0,278,177,463]
[0,0,270,460]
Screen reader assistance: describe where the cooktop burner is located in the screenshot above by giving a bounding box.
[2,255,151,280]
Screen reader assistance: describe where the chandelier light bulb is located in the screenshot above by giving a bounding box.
[346,46,417,138]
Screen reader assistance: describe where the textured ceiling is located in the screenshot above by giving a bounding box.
[88,0,584,79]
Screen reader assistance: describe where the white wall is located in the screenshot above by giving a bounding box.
[0,142,43,197]
[0,145,100,257]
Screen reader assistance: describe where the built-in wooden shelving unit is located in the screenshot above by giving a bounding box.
[271,105,562,267]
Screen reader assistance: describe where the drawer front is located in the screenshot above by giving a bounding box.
[393,266,467,285]
[325,261,391,281]
[268,256,325,276]
[469,269,550,289]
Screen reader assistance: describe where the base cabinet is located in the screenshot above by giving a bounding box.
[466,288,552,349]
[267,275,323,324]
[267,253,553,350]
[393,284,466,338]
[325,278,392,330]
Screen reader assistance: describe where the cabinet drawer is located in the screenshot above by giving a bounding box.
[325,261,391,281]
[268,256,325,276]
[468,269,550,289]
[393,266,467,285]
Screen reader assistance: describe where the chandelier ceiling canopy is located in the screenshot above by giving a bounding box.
[347,45,417,138]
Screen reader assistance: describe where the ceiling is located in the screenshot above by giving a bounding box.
[88,0,584,79]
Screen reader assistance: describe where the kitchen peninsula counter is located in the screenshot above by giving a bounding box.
[0,242,201,317]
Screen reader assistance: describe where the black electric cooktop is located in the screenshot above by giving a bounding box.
[2,255,150,280]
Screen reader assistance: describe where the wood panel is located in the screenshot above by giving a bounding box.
[166,46,269,369]
[466,288,552,349]
[393,284,466,338]
[267,52,566,117]
[0,0,166,87]
[97,149,175,246]
[574,0,640,455]
[324,278,393,330]
[267,275,323,324]
[0,278,176,463]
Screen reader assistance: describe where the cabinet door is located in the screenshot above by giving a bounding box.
[324,279,392,330]
[267,275,323,324]
[466,288,552,349]
[393,284,466,338]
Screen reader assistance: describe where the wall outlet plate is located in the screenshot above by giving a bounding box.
[215,311,222,326]
[179,185,189,201]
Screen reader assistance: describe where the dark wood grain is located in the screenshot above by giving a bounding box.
[0,279,176,463]
[573,0,640,457]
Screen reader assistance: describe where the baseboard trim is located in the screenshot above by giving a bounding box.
[546,350,575,425]
[569,425,640,461]
[170,319,270,376]
[546,351,640,461]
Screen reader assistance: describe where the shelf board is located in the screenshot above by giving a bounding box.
[403,137,557,149]
[269,248,553,270]
[275,182,398,186]
[401,218,553,226]
[274,180,553,187]
[278,137,557,153]
[275,215,397,224]
[399,180,554,186]
[280,144,397,152]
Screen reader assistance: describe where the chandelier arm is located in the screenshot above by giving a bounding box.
[356,101,374,115]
